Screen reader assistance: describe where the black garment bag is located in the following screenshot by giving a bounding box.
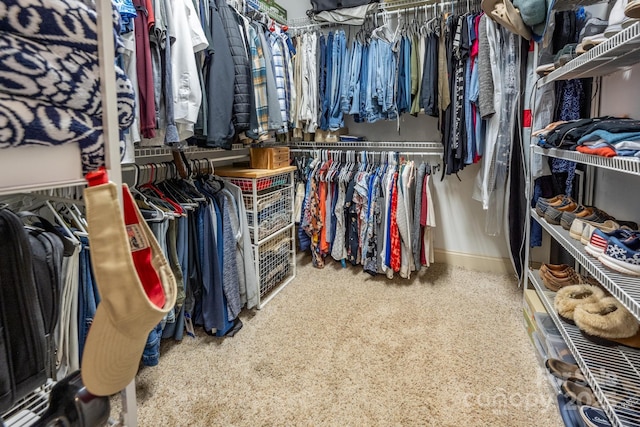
[0,208,47,413]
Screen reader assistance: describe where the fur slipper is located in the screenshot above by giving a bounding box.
[554,285,606,323]
[574,297,640,348]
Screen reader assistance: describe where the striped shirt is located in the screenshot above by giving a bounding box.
[270,33,289,131]
[248,25,268,135]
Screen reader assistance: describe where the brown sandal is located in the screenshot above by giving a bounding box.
[562,380,600,407]
[546,358,586,383]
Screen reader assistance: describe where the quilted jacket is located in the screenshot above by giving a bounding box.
[217,0,252,132]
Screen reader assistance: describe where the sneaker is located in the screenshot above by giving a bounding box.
[553,43,579,68]
[622,15,640,28]
[578,17,609,42]
[535,195,564,217]
[618,220,639,229]
[576,16,610,53]
[544,199,578,225]
[580,32,608,51]
[581,207,615,224]
[585,228,636,258]
[561,206,595,230]
[625,0,640,18]
[570,217,592,241]
[570,217,598,241]
[580,220,622,245]
[599,236,640,276]
[536,61,556,76]
[579,405,612,427]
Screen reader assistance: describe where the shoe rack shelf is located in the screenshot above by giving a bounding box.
[529,270,640,427]
[531,210,640,322]
[538,22,640,86]
[532,146,640,176]
[2,381,54,426]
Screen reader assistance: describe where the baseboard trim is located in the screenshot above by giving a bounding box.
[434,249,514,274]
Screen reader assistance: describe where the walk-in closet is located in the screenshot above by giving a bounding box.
[1,0,640,426]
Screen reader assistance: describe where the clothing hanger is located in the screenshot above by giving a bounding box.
[130,164,170,222]
[58,202,88,236]
[138,164,183,218]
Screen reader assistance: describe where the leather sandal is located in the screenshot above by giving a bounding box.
[562,380,601,407]
[574,297,640,349]
[540,264,584,292]
[554,285,606,324]
[546,358,586,383]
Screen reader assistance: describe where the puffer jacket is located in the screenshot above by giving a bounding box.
[216,0,251,132]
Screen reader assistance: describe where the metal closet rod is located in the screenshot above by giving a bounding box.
[290,148,443,157]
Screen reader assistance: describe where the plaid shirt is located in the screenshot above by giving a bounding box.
[248,25,268,135]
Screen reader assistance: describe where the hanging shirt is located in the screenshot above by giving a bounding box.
[270,32,289,132]
[133,0,156,138]
[420,33,439,117]
[388,172,401,276]
[256,24,283,132]
[412,162,427,270]
[246,23,269,137]
[331,181,348,262]
[329,30,346,130]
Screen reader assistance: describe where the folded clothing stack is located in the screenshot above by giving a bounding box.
[533,116,640,158]
[0,0,135,172]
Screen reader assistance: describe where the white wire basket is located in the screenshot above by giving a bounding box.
[243,187,293,241]
[256,227,294,302]
[227,171,292,194]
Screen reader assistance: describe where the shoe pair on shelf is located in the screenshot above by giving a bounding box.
[553,43,580,68]
[535,195,578,223]
[546,358,603,423]
[535,195,608,228]
[536,194,637,234]
[586,228,640,276]
[540,263,587,292]
[576,0,640,54]
[555,285,640,348]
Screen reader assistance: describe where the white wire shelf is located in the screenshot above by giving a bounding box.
[539,22,640,85]
[133,144,247,159]
[529,269,640,427]
[2,381,54,426]
[532,210,640,322]
[532,146,640,176]
[289,141,444,152]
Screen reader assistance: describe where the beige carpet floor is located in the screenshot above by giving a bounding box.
[121,255,564,426]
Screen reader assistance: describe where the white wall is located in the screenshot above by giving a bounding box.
[282,0,311,20]
[341,114,510,259]
[592,64,640,225]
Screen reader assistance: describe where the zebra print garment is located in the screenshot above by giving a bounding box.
[0,0,135,173]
